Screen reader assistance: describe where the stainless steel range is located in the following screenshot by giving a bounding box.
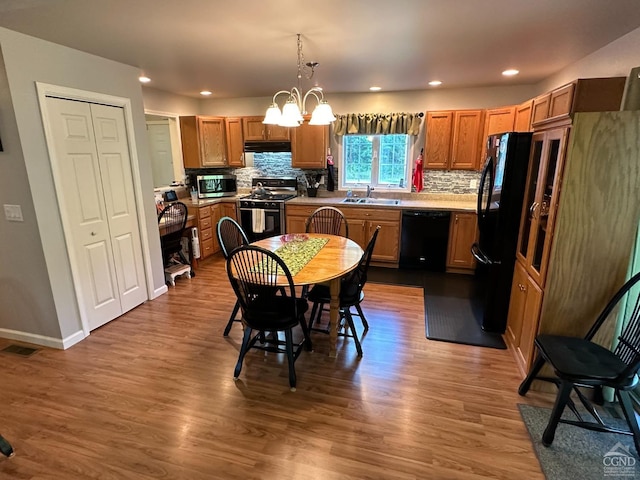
[238,177,298,242]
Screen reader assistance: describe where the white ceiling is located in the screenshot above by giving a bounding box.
[1,0,640,99]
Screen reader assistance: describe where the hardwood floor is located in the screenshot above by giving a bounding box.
[0,255,553,479]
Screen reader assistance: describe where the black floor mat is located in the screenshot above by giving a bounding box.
[368,267,507,349]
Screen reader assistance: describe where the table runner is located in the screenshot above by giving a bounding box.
[268,237,329,276]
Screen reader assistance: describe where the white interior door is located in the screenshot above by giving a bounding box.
[147,121,174,187]
[45,97,146,331]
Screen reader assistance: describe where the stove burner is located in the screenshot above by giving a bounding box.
[243,193,295,201]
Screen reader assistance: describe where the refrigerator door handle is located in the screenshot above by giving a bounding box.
[471,242,501,265]
[477,157,494,220]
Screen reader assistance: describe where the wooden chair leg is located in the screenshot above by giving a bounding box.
[354,303,369,331]
[542,381,573,447]
[343,310,363,357]
[0,434,13,457]
[234,327,253,380]
[284,329,297,391]
[618,390,640,456]
[519,352,545,395]
[223,301,241,336]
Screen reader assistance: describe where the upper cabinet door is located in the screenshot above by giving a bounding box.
[242,116,290,141]
[291,121,327,169]
[198,117,227,167]
[225,117,244,168]
[424,111,453,169]
[514,100,533,132]
[451,110,484,170]
[481,106,516,161]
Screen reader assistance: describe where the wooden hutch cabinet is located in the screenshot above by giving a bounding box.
[505,110,640,380]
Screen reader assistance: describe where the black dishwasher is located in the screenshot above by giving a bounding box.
[399,210,450,271]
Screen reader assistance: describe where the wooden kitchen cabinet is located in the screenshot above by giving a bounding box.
[220,201,237,221]
[424,111,453,169]
[242,116,290,141]
[481,106,516,163]
[507,111,640,381]
[514,100,533,132]
[291,121,328,169]
[531,77,625,129]
[190,203,223,260]
[505,260,543,375]
[450,110,484,170]
[424,110,484,170]
[180,116,227,168]
[446,212,478,273]
[225,117,245,168]
[285,204,401,263]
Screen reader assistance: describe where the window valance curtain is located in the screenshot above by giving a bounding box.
[333,112,422,136]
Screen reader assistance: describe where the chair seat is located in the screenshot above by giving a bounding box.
[536,334,633,385]
[307,284,364,307]
[244,296,308,330]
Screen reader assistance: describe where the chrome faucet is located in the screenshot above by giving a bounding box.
[366,185,374,198]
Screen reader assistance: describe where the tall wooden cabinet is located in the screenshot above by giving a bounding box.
[506,111,640,379]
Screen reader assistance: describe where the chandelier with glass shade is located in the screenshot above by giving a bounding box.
[263,34,335,128]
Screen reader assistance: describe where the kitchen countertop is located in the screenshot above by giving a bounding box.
[183,193,477,213]
[287,193,477,213]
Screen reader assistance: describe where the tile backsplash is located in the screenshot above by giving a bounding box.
[186,152,481,195]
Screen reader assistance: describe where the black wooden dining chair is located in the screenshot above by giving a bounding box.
[519,271,640,455]
[226,245,312,391]
[0,434,13,457]
[305,206,349,237]
[157,201,190,268]
[217,216,249,336]
[306,226,381,357]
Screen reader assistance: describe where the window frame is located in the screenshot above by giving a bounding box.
[338,133,414,193]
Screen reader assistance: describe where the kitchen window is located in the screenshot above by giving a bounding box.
[340,134,412,192]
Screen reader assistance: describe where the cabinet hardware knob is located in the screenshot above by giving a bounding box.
[91,232,97,236]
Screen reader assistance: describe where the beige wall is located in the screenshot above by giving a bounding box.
[0,27,166,347]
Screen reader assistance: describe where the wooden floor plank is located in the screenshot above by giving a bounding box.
[0,255,550,479]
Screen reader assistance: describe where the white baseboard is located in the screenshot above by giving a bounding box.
[0,327,86,350]
[153,284,168,299]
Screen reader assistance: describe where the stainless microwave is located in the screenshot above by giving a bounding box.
[196,174,237,198]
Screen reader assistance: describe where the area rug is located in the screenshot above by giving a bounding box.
[518,403,639,480]
[424,292,506,349]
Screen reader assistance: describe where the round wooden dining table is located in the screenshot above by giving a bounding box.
[252,233,363,357]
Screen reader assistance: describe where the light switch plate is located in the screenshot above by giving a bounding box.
[4,204,24,222]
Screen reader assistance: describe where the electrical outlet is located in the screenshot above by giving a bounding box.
[4,204,24,222]
[469,179,478,189]
[319,175,325,185]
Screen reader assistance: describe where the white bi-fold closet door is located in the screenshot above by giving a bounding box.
[45,97,147,331]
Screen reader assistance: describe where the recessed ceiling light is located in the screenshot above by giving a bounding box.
[369,86,382,91]
[138,76,151,83]
[502,69,519,77]
[428,80,442,86]
[200,90,212,96]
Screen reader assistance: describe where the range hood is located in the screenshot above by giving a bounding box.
[243,141,291,153]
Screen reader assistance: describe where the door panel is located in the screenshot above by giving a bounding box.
[45,97,146,331]
[91,103,147,314]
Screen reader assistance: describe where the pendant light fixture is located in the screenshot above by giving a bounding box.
[263,34,335,127]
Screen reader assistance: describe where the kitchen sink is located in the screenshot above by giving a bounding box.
[340,197,401,206]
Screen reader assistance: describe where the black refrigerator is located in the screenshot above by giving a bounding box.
[471,131,532,333]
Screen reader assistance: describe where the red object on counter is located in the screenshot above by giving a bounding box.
[412,152,424,192]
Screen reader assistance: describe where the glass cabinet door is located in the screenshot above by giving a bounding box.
[521,128,568,287]
[517,133,544,263]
